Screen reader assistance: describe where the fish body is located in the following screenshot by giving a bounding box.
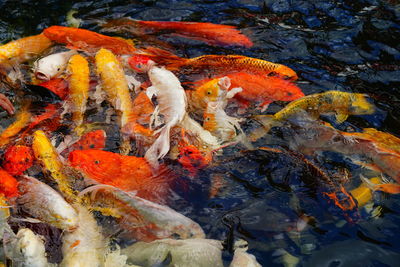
[144,65,187,165]
[95,48,133,127]
[33,50,77,80]
[2,145,33,176]
[0,104,31,147]
[0,33,52,63]
[38,78,69,100]
[67,54,90,134]
[82,185,205,240]
[230,240,262,267]
[32,130,75,200]
[68,149,169,201]
[274,91,375,123]
[17,176,78,230]
[43,26,136,55]
[103,18,253,47]
[0,168,19,198]
[13,228,49,267]
[142,51,298,80]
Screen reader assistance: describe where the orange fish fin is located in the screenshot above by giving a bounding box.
[375,184,400,194]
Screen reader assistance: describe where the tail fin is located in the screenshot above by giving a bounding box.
[145,125,172,167]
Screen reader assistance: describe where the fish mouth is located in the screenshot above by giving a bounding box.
[35,71,50,81]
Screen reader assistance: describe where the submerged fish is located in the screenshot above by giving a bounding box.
[17,176,78,230]
[33,50,77,81]
[68,149,170,202]
[0,103,31,147]
[67,54,90,135]
[2,145,33,176]
[0,33,52,63]
[274,91,375,123]
[43,26,136,55]
[132,49,298,80]
[359,175,400,195]
[102,18,253,47]
[350,177,381,207]
[230,239,262,267]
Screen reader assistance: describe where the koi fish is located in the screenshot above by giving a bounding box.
[68,149,170,202]
[13,228,49,267]
[0,103,31,147]
[192,73,304,112]
[132,58,187,166]
[274,91,375,123]
[95,48,134,153]
[32,130,76,201]
[43,26,136,55]
[38,78,69,100]
[0,33,52,63]
[2,145,33,176]
[67,54,90,135]
[350,128,400,153]
[350,177,381,207]
[102,18,253,48]
[0,168,19,198]
[131,49,298,80]
[80,185,205,240]
[33,50,77,80]
[0,93,14,115]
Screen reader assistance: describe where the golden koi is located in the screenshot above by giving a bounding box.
[274,91,375,123]
[0,33,52,63]
[95,48,134,154]
[31,130,76,201]
[350,177,381,207]
[67,54,90,135]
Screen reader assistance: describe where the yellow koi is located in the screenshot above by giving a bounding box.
[32,130,76,201]
[67,54,90,135]
[274,91,375,123]
[0,33,53,63]
[0,104,31,147]
[350,177,381,207]
[95,48,133,154]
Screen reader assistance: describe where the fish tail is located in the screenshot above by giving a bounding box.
[145,124,172,167]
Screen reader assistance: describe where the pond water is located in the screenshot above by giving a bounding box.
[0,0,400,266]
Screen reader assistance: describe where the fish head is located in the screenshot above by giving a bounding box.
[128,55,155,72]
[68,150,121,179]
[195,79,222,104]
[178,144,209,172]
[3,145,34,176]
[33,52,71,81]
[349,93,375,115]
[203,112,217,132]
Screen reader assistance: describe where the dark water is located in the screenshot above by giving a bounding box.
[1,0,400,266]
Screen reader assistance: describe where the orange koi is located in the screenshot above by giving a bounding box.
[68,150,171,202]
[0,168,19,198]
[0,33,52,63]
[192,73,304,111]
[132,49,298,80]
[43,26,136,55]
[38,78,69,100]
[360,175,400,195]
[2,145,33,176]
[103,18,253,47]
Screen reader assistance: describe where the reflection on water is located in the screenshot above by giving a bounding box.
[0,0,399,266]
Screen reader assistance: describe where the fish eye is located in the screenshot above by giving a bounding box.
[207,91,212,95]
[136,63,142,69]
[205,117,210,121]
[57,68,61,71]
[287,92,293,96]
[94,160,100,164]
[268,71,277,77]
